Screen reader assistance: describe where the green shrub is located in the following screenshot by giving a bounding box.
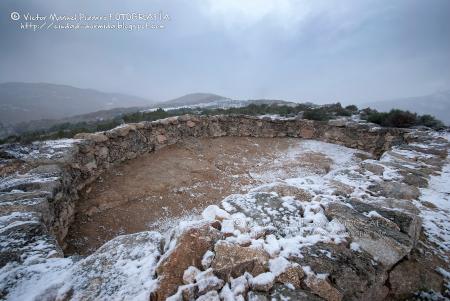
[345,105,358,113]
[303,108,331,121]
[367,109,416,128]
[367,111,389,125]
[334,103,352,116]
[418,114,445,130]
[366,108,445,129]
[384,109,417,128]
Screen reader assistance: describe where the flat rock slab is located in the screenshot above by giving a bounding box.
[325,202,413,267]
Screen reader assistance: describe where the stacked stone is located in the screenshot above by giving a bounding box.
[1,114,447,300]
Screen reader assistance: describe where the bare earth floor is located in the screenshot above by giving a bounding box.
[65,136,366,255]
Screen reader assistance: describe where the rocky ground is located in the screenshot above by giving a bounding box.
[152,132,450,301]
[65,137,369,255]
[0,116,449,301]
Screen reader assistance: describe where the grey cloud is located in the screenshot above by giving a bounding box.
[0,0,449,103]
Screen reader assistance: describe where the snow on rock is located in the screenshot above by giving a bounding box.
[416,160,450,257]
[230,275,249,296]
[201,250,215,270]
[202,205,231,221]
[183,266,201,285]
[1,257,73,301]
[1,231,163,301]
[219,283,235,301]
[60,231,162,301]
[2,125,450,299]
[2,138,80,164]
[195,290,220,301]
[217,192,348,259]
[250,272,275,292]
[269,256,291,276]
[195,268,225,295]
[350,242,361,252]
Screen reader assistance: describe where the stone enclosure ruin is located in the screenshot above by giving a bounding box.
[1,114,449,300]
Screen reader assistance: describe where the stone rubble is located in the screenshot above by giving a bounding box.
[0,115,449,300]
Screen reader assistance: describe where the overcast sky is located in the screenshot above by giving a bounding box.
[0,0,449,104]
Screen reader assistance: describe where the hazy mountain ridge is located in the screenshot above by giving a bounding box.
[2,82,448,140]
[365,91,450,125]
[3,106,148,137]
[0,82,154,125]
[154,94,298,111]
[158,93,229,108]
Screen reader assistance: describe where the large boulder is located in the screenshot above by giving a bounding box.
[154,224,222,300]
[275,265,304,289]
[292,243,388,301]
[304,273,344,301]
[325,202,413,267]
[2,231,163,301]
[250,272,275,292]
[360,161,385,176]
[222,192,304,238]
[211,241,270,281]
[0,194,52,226]
[368,181,420,200]
[346,199,421,244]
[399,170,428,188]
[0,212,62,269]
[65,231,162,301]
[388,259,443,300]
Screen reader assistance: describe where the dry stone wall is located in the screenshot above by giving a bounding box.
[72,115,407,195]
[1,115,409,248]
[3,114,439,300]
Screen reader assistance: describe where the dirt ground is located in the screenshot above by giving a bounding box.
[65,137,336,255]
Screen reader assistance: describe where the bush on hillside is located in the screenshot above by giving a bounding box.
[303,108,331,121]
[418,114,445,130]
[345,105,358,113]
[365,108,445,130]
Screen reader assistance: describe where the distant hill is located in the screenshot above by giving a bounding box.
[158,93,229,108]
[154,93,299,110]
[2,106,146,137]
[248,99,299,106]
[0,82,154,125]
[364,91,450,125]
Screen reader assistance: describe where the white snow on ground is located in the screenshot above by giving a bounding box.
[201,140,365,261]
[248,140,368,183]
[416,160,450,257]
[4,133,450,300]
[220,192,348,259]
[257,114,295,121]
[1,232,163,301]
[141,99,247,113]
[146,212,202,234]
[295,140,363,169]
[146,139,368,255]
